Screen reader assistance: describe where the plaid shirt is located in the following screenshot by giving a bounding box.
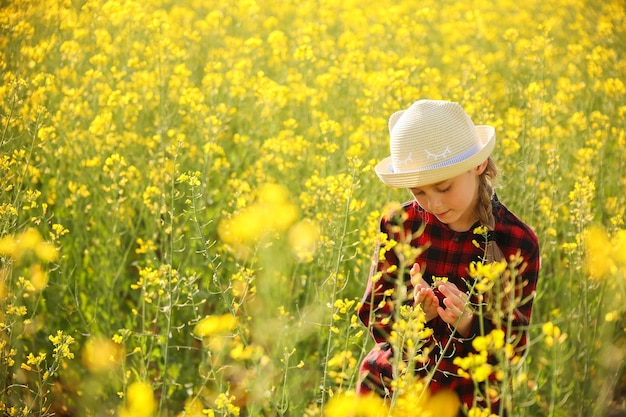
[356,196,540,415]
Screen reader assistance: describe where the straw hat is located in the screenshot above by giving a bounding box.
[375,99,495,188]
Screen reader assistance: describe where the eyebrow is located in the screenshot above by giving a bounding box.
[411,180,449,192]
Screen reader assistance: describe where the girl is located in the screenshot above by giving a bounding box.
[356,100,540,416]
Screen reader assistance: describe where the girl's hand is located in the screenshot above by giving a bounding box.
[436,282,474,336]
[410,263,439,322]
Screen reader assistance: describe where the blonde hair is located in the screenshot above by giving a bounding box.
[476,158,498,230]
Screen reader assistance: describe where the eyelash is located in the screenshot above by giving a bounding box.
[413,185,451,196]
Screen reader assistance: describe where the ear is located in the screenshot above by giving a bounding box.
[475,160,489,175]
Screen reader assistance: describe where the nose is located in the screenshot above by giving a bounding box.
[427,195,442,210]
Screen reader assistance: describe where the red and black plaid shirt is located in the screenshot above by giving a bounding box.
[356,196,540,414]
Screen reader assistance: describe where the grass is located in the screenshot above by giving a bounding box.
[0,0,625,415]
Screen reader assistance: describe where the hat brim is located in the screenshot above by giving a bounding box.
[374,125,496,188]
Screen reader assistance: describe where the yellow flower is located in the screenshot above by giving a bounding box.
[49,330,75,360]
[135,238,158,255]
[193,314,238,338]
[0,235,16,258]
[392,384,460,417]
[472,364,493,383]
[218,183,299,251]
[29,264,48,291]
[324,392,387,417]
[257,183,289,205]
[327,350,356,371]
[17,228,42,253]
[473,225,488,236]
[34,241,58,262]
[469,260,507,281]
[542,321,564,347]
[584,225,614,278]
[82,336,124,372]
[541,321,555,337]
[214,393,240,416]
[288,219,320,262]
[422,389,462,417]
[0,229,58,262]
[613,230,626,266]
[492,329,505,349]
[120,382,156,417]
[176,396,206,417]
[472,335,490,352]
[467,407,498,417]
[229,342,261,361]
[473,329,505,352]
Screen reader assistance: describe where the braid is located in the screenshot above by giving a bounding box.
[476,158,498,230]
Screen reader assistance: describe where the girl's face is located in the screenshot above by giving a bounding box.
[409,162,487,232]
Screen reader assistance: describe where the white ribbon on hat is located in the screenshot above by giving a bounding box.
[389,143,483,174]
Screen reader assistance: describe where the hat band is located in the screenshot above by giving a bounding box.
[389,143,482,174]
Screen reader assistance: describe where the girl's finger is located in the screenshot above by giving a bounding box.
[415,287,430,305]
[440,282,466,304]
[410,263,421,286]
[440,301,461,321]
[414,287,423,303]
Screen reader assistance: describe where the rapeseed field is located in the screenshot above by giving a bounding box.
[1,0,624,415]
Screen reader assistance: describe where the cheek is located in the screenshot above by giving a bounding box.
[413,196,428,209]
[460,185,478,205]
[446,183,469,203]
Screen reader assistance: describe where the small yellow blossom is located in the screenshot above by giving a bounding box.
[473,225,488,236]
[26,352,46,366]
[605,311,619,322]
[135,238,158,255]
[467,407,498,417]
[469,261,507,281]
[453,350,491,382]
[214,393,240,416]
[541,321,565,347]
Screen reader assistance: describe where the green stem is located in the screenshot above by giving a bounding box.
[319,174,354,412]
